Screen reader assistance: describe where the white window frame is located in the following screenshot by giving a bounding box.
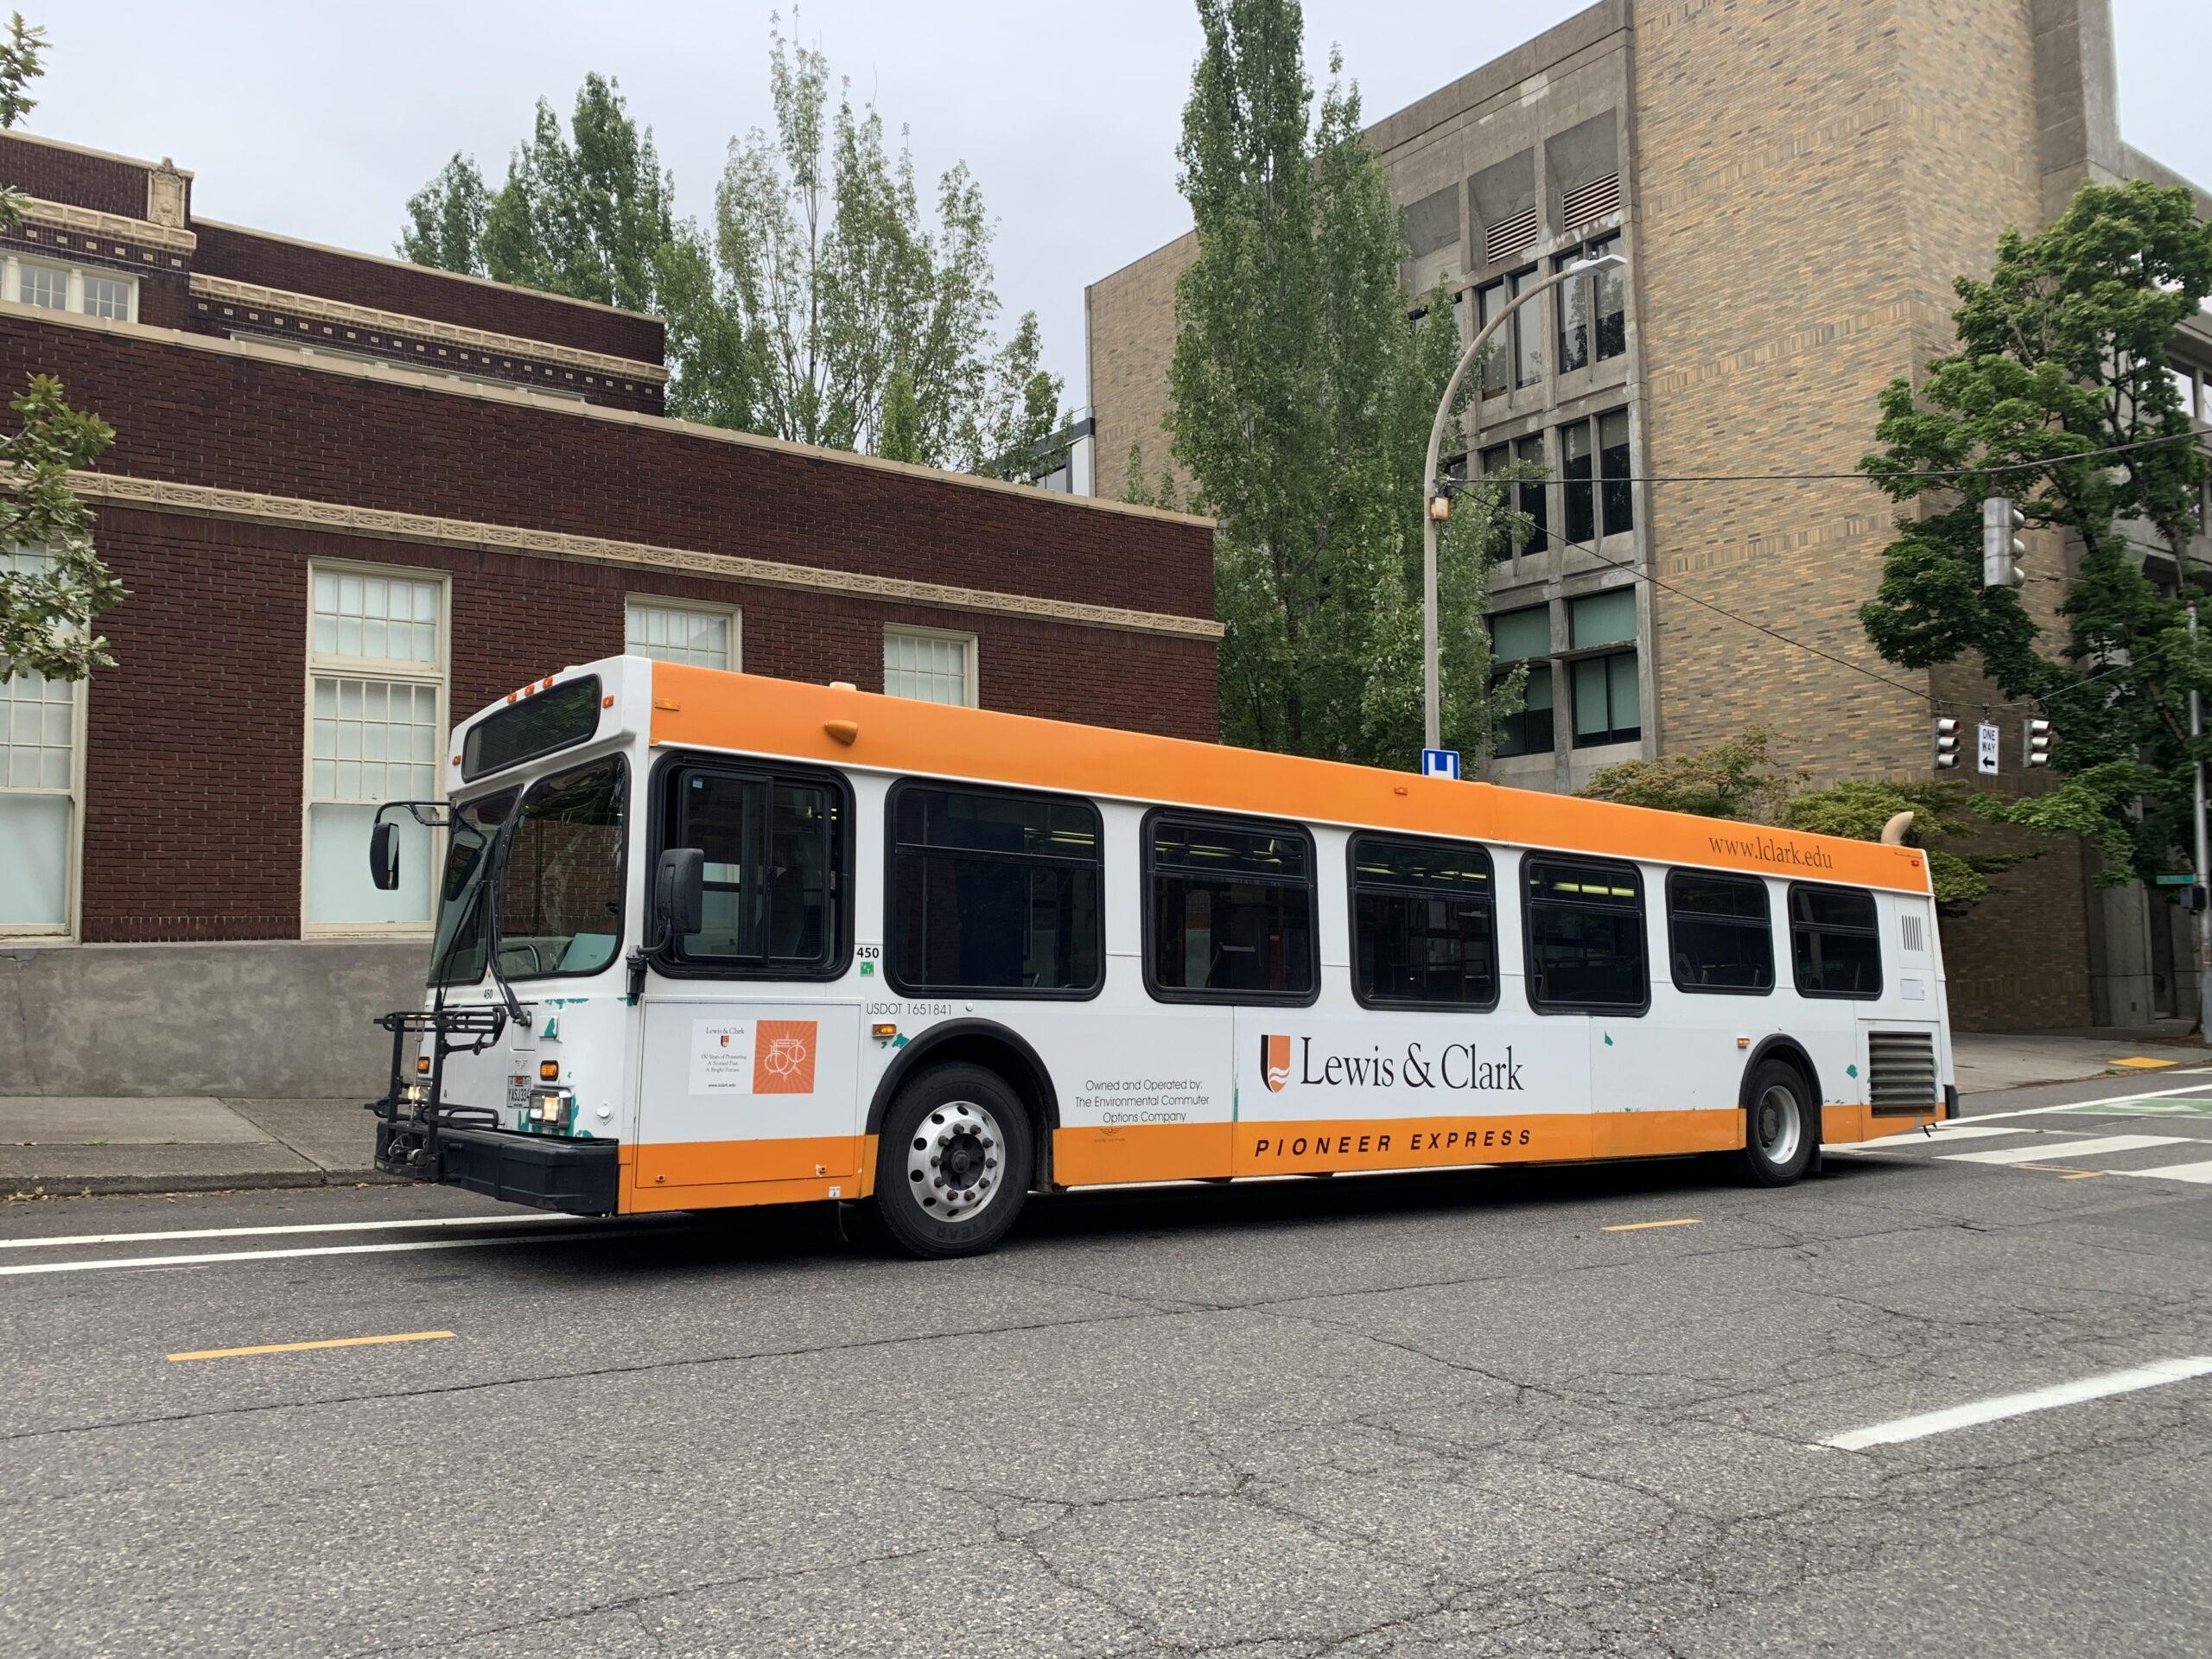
[882,624,980,709]
[624,594,742,671]
[2,257,138,324]
[0,543,88,940]
[300,556,449,939]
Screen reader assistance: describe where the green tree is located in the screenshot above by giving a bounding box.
[1857,180,2212,884]
[1168,0,1518,766]
[0,22,124,682]
[1580,727,1807,821]
[701,14,1059,469]
[397,154,490,277]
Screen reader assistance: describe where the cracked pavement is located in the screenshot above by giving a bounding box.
[3,1070,2209,1657]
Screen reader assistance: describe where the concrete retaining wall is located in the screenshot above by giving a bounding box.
[0,940,425,1097]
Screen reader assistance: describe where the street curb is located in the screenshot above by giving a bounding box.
[4,1167,400,1199]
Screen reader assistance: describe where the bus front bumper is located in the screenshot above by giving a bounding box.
[376,1118,620,1217]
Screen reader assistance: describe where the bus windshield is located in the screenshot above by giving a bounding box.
[428,754,628,986]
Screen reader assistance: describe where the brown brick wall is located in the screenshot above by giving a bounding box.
[6,318,1217,621]
[1937,828,2095,1030]
[190,222,664,367]
[0,133,151,219]
[79,506,1217,944]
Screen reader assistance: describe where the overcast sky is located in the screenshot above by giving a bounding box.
[34,1,2211,406]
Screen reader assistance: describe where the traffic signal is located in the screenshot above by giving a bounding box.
[2023,717,2053,768]
[1932,715,1961,770]
[1982,495,2026,589]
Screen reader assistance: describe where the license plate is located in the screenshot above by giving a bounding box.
[505,1074,530,1118]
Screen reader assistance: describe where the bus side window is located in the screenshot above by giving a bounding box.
[1788,883,1882,999]
[660,761,844,976]
[1522,856,1647,1014]
[1145,813,1317,1003]
[1665,870,1773,994]
[1348,833,1497,1009]
[887,782,1103,997]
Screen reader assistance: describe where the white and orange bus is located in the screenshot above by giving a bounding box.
[367,656,1954,1256]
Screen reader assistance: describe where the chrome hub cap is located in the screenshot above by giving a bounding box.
[1755,1084,1802,1166]
[906,1099,1004,1224]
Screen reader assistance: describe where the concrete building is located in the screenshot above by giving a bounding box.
[1085,0,2212,1032]
[0,128,1219,1098]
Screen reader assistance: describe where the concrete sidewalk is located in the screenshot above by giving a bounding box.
[0,1096,386,1196]
[4,1025,2209,1198]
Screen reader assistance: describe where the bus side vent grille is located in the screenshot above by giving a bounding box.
[1900,913,1926,954]
[1868,1031,1938,1108]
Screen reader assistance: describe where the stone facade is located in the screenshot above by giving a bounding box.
[1083,0,2210,1031]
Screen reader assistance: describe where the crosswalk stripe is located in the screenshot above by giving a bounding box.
[1827,1124,2032,1154]
[1943,1135,2190,1166]
[2113,1159,2212,1185]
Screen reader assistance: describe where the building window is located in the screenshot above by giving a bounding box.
[1491,604,1554,758]
[304,563,445,933]
[1557,234,1625,372]
[626,598,739,671]
[883,626,976,706]
[1523,856,1646,1013]
[1349,834,1497,1009]
[1146,814,1316,1003]
[5,259,137,322]
[1560,410,1633,543]
[0,543,80,936]
[888,783,1103,997]
[1789,883,1883,999]
[1569,589,1639,748]
[1508,267,1542,387]
[1479,437,1549,556]
[1475,279,1508,397]
[1667,871,1774,994]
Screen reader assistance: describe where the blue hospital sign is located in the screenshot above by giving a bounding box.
[1421,748,1462,780]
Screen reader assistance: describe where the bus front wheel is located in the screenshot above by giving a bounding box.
[1736,1058,1815,1187]
[874,1064,1035,1258]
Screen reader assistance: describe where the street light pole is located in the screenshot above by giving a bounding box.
[1421,252,1625,753]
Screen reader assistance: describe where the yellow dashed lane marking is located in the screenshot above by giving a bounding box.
[167,1331,454,1363]
[1601,1217,1703,1233]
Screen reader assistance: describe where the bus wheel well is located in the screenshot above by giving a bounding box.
[868,1022,1058,1189]
[1741,1038,1822,1137]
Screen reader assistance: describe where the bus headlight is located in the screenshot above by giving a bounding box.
[400,1082,429,1106]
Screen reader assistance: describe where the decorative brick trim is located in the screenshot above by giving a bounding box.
[188,274,667,384]
[73,470,1228,641]
[16,194,195,254]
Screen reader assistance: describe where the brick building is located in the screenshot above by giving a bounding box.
[0,129,1219,1096]
[1086,0,2212,1031]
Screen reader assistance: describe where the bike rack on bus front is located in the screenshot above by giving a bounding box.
[365,1004,506,1180]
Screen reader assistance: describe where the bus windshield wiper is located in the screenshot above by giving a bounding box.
[481,827,529,1031]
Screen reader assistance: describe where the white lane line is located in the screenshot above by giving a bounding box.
[1821,1357,2212,1451]
[1827,1124,2032,1154]
[1942,1134,2189,1166]
[0,1213,594,1252]
[2114,1158,2212,1185]
[1958,1078,2212,1124]
[0,1230,626,1278]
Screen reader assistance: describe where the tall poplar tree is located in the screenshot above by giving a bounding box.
[1167,0,1519,767]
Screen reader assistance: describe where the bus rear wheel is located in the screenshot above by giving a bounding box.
[1736,1058,1815,1187]
[874,1064,1034,1259]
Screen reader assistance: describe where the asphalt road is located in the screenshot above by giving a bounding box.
[3,1071,2210,1658]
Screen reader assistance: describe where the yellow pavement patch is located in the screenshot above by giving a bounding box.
[168,1331,454,1363]
[2017,1165,2100,1179]
[2109,1057,2179,1071]
[1601,1217,1702,1233]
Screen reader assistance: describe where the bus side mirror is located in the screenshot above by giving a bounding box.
[369,820,400,891]
[654,848,705,940]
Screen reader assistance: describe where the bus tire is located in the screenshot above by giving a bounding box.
[874,1064,1034,1259]
[1736,1058,1815,1187]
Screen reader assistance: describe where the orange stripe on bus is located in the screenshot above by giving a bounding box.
[646,666,1932,894]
